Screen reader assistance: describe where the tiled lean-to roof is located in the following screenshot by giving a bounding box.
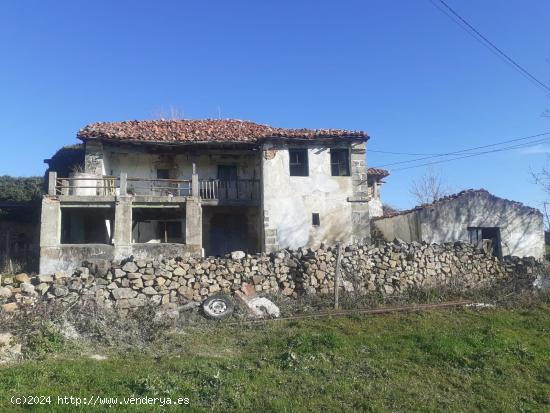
[77,119,369,144]
[367,167,390,177]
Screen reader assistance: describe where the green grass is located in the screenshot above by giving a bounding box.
[1,306,549,412]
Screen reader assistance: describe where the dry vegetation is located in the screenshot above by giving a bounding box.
[0,285,548,412]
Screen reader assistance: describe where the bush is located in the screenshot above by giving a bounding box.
[24,322,69,359]
[0,176,44,203]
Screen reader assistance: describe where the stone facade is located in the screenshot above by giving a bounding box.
[261,141,370,252]
[350,143,370,243]
[1,241,542,313]
[41,134,376,273]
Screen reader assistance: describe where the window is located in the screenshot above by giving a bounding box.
[312,213,320,226]
[156,169,169,179]
[468,227,502,258]
[289,149,309,176]
[330,148,350,176]
[468,227,483,244]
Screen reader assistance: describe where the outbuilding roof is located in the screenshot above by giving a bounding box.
[377,189,541,219]
[77,119,368,144]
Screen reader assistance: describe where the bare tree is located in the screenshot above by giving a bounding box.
[531,157,550,231]
[409,167,451,205]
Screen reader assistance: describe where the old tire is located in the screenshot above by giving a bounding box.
[202,295,234,320]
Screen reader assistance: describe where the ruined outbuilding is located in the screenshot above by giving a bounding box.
[40,119,380,274]
[373,189,544,259]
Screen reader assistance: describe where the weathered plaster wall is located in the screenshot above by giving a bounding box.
[84,141,106,175]
[418,191,544,259]
[39,243,201,275]
[373,213,421,243]
[40,244,115,275]
[102,145,260,182]
[262,143,355,251]
[368,198,383,218]
[373,191,544,259]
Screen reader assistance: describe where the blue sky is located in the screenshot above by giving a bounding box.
[1,0,549,210]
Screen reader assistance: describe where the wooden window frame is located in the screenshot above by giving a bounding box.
[289,148,309,176]
[330,148,350,176]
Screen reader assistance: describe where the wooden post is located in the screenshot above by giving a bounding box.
[334,242,342,309]
[61,179,69,196]
[48,171,57,195]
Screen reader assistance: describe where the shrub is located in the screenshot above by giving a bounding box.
[24,322,68,359]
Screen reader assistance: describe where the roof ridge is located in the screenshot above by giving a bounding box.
[77,119,369,144]
[377,188,541,219]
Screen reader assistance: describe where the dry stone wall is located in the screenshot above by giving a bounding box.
[0,241,542,312]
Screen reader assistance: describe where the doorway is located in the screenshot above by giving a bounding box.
[468,227,502,258]
[217,165,238,200]
[208,213,248,256]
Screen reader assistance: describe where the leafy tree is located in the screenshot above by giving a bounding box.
[0,176,44,203]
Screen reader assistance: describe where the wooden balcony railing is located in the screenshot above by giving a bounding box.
[49,171,260,202]
[126,177,192,197]
[54,175,119,196]
[199,179,260,202]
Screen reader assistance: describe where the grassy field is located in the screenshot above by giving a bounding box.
[0,305,548,412]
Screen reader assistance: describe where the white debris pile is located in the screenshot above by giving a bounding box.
[235,283,280,318]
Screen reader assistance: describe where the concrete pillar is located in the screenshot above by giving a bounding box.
[185,198,202,247]
[191,164,199,197]
[113,197,132,246]
[40,197,61,247]
[119,172,127,196]
[48,171,57,195]
[39,197,61,274]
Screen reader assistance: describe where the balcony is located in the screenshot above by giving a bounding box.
[199,179,260,203]
[49,172,260,205]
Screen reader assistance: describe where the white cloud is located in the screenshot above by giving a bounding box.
[518,144,550,155]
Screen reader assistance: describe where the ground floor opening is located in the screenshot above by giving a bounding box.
[202,206,261,257]
[61,207,114,244]
[132,206,186,244]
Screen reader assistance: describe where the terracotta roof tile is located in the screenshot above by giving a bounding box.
[77,119,368,144]
[368,167,390,177]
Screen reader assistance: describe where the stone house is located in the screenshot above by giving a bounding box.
[39,119,381,274]
[373,189,544,259]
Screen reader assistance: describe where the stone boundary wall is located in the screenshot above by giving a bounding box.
[0,241,542,312]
